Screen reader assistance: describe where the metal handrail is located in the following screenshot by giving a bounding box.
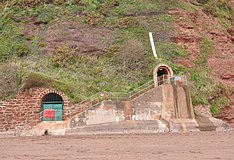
[18,93,102,134]
[19,79,156,134]
[157,74,187,86]
[19,75,188,134]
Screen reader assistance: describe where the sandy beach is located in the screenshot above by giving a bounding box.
[0,131,234,160]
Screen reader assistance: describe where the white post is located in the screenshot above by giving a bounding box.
[149,32,158,59]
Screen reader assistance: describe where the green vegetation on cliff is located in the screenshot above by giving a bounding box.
[0,0,233,113]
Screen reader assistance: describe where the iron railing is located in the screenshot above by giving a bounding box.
[107,80,155,101]
[157,75,187,86]
[157,74,170,86]
[18,80,155,134]
[18,93,103,135]
[19,75,188,134]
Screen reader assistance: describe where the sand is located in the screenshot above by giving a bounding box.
[0,131,234,160]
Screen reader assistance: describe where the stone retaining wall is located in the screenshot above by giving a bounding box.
[0,88,71,131]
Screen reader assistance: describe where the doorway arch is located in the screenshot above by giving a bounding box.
[153,64,173,86]
[41,93,64,121]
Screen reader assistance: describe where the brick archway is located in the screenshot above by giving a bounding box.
[33,88,70,121]
[153,64,173,86]
[36,88,69,108]
[0,87,72,131]
[41,93,64,121]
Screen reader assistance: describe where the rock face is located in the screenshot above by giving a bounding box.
[215,106,234,129]
[168,8,234,87]
[208,59,234,88]
[168,7,234,126]
[194,105,212,117]
[41,22,115,55]
[194,105,230,131]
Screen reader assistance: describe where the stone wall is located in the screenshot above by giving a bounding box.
[0,88,71,132]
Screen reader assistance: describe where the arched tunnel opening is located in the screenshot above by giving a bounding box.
[157,68,169,77]
[156,67,170,86]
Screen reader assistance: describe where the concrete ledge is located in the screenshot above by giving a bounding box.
[66,119,200,135]
[19,118,230,137]
[169,119,199,132]
[66,120,169,135]
[0,131,17,138]
[21,121,69,136]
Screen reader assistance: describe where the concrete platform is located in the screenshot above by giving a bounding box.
[66,120,169,135]
[4,117,231,137]
[20,121,68,136]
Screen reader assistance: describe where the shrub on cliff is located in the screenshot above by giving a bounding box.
[50,44,77,68]
[0,63,22,100]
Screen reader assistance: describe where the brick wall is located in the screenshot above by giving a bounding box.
[0,88,72,132]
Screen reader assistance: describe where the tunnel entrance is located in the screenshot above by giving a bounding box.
[154,64,173,86]
[157,68,169,77]
[41,93,64,121]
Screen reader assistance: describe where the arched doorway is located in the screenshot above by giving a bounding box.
[153,64,173,86]
[42,93,64,121]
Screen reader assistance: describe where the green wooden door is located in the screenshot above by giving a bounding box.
[42,102,64,121]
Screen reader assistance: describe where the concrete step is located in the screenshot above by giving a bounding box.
[20,117,229,137]
[66,120,169,135]
[66,119,200,135]
[169,119,199,132]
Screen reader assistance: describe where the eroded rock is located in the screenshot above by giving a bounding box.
[41,22,115,55]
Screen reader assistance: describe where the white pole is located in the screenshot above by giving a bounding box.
[149,32,158,59]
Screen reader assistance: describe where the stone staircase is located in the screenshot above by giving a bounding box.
[18,79,231,136]
[18,81,155,136]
